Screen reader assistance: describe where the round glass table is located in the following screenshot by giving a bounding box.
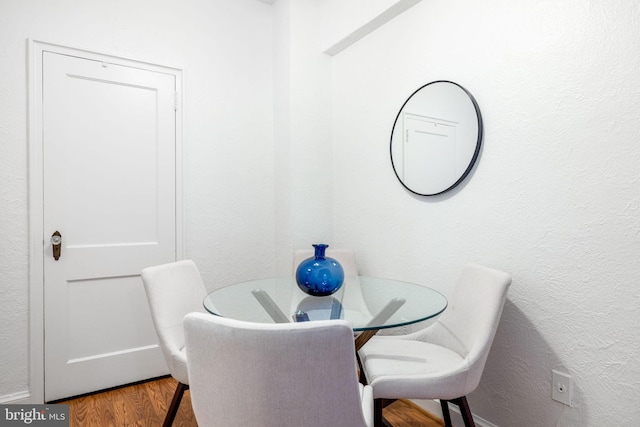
[203,276,448,350]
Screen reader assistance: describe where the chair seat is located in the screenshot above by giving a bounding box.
[360,337,465,399]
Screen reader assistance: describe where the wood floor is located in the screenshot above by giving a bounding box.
[58,376,444,427]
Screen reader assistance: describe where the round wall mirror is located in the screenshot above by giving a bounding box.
[390,80,483,196]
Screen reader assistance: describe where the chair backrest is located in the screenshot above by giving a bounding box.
[184,312,371,427]
[418,264,511,393]
[140,260,207,384]
[293,248,358,278]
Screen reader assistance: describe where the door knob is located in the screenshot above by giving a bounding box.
[51,231,62,261]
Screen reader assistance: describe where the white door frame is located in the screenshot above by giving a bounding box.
[28,40,184,403]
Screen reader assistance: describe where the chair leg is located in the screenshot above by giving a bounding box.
[163,382,189,427]
[445,396,475,427]
[374,399,384,427]
[373,399,395,427]
[440,399,453,427]
[357,353,367,384]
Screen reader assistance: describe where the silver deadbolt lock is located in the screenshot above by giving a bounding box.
[51,231,62,261]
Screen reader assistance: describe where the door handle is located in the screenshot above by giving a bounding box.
[51,231,62,261]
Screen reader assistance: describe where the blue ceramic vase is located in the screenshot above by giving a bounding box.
[295,244,344,297]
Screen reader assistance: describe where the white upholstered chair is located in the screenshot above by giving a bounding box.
[140,260,207,427]
[358,264,512,427]
[183,312,374,427]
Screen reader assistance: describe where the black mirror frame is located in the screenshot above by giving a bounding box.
[390,80,483,196]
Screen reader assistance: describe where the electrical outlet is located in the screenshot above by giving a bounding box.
[552,370,572,406]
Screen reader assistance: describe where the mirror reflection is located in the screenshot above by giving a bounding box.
[390,80,483,196]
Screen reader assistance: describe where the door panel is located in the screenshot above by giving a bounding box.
[66,276,158,360]
[43,51,177,401]
[403,113,458,191]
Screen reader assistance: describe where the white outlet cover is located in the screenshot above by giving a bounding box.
[552,370,572,406]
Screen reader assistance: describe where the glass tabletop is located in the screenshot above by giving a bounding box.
[203,276,447,332]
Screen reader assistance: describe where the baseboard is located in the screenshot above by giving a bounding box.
[0,390,33,404]
[412,399,498,427]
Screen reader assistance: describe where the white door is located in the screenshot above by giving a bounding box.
[42,51,177,401]
[403,113,458,192]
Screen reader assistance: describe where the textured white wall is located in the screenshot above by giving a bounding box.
[272,0,334,260]
[3,1,640,424]
[331,0,640,425]
[0,0,275,400]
